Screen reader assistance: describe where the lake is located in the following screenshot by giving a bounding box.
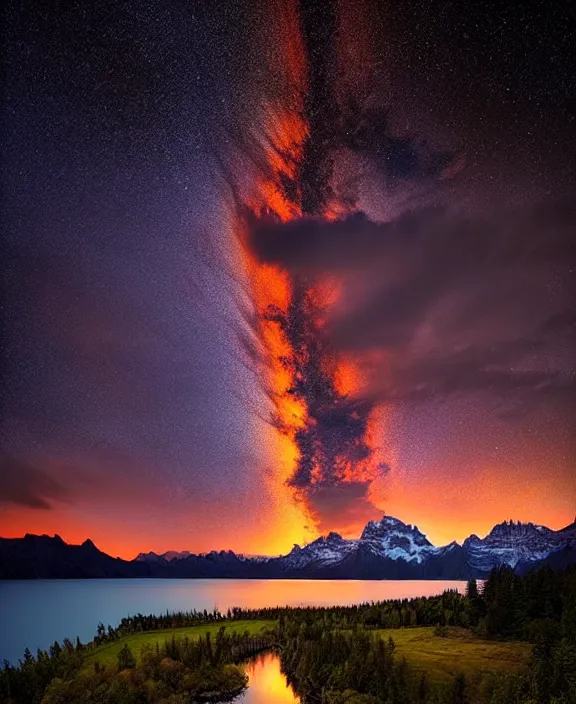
[0,578,466,664]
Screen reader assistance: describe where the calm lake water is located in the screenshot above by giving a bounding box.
[0,578,465,664]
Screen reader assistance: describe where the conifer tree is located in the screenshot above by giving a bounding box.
[117,643,136,671]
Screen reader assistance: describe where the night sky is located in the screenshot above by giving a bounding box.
[2,0,574,558]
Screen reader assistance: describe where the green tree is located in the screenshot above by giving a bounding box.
[451,672,467,704]
[117,643,136,671]
[418,671,429,702]
[561,590,576,643]
[466,579,479,599]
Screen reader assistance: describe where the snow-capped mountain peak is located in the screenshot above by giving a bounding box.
[463,519,570,570]
[281,531,357,569]
[438,540,460,552]
[359,515,438,563]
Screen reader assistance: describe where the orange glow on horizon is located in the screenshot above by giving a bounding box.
[1,453,573,560]
[3,490,573,561]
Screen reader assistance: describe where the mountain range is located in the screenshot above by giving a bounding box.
[1,515,575,580]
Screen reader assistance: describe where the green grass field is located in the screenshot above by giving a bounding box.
[373,626,532,690]
[84,620,274,670]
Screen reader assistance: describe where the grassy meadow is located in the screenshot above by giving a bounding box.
[373,626,532,681]
[83,619,274,669]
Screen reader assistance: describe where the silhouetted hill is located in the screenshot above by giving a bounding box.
[0,534,152,579]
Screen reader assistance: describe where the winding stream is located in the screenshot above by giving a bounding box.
[240,652,300,703]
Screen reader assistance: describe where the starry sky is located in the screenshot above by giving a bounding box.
[1,0,574,559]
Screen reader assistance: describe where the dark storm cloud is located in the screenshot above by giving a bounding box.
[305,480,387,536]
[340,101,459,187]
[249,203,575,279]
[0,452,70,510]
[249,201,575,405]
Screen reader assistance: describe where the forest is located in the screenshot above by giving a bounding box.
[1,564,575,703]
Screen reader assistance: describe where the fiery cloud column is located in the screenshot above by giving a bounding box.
[230,0,390,537]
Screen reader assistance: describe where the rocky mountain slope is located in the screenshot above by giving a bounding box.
[2,515,574,579]
[463,519,576,572]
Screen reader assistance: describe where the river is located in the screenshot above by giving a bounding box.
[241,652,300,703]
[0,578,466,663]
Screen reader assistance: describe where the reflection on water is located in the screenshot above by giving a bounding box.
[240,652,299,703]
[0,579,466,663]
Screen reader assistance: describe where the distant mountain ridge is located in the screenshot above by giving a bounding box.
[0,533,151,579]
[1,515,574,580]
